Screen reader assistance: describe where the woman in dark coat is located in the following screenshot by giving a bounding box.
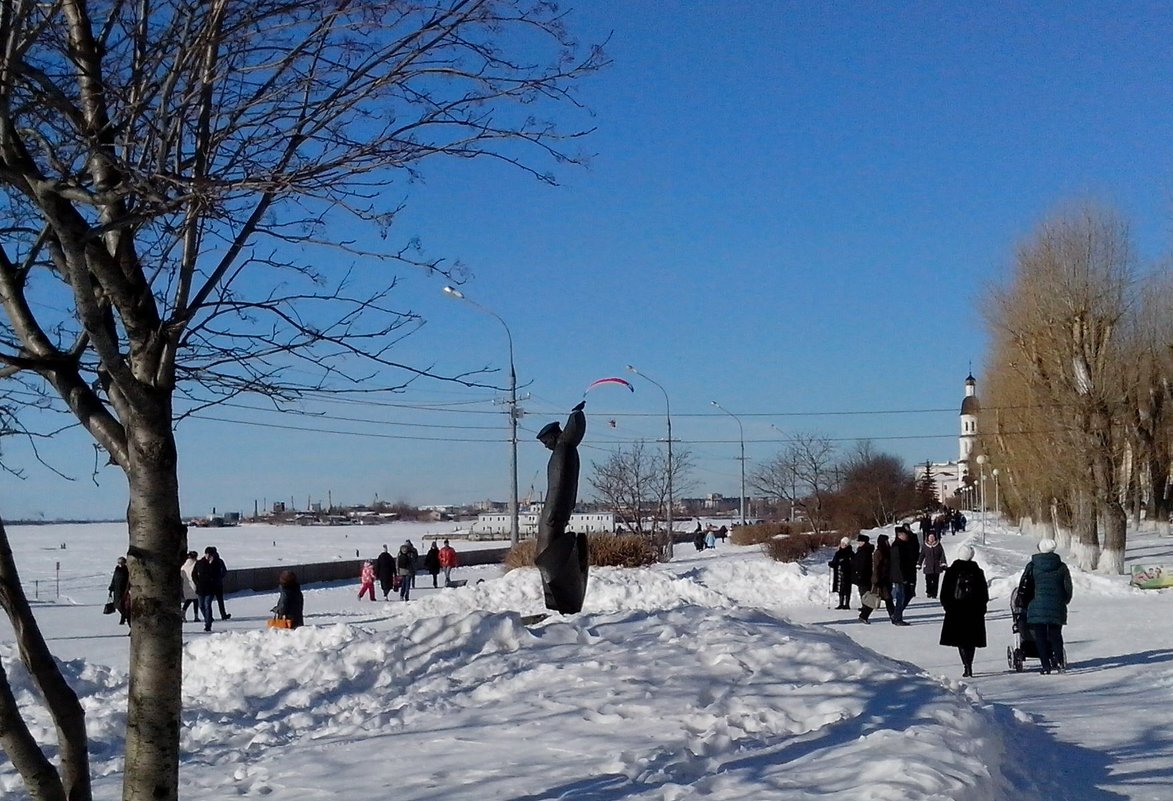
[939,544,989,677]
[275,570,304,629]
[851,535,873,611]
[109,557,130,625]
[1018,538,1073,674]
[859,534,892,623]
[424,542,442,588]
[828,537,855,610]
[919,533,947,599]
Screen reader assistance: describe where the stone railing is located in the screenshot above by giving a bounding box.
[222,546,510,594]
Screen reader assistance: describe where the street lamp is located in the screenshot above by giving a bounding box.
[626,365,673,559]
[711,401,746,525]
[992,468,1000,517]
[976,454,987,546]
[443,286,520,547]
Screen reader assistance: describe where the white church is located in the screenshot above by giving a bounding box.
[914,373,981,506]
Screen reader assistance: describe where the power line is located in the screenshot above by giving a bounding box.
[190,414,507,442]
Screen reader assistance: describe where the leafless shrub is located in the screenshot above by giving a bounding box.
[504,534,659,570]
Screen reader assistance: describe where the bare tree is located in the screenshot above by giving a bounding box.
[834,441,917,530]
[749,433,837,535]
[0,3,604,799]
[985,204,1135,571]
[588,441,693,536]
[1120,269,1173,527]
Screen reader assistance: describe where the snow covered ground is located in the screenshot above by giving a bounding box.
[2,516,1170,800]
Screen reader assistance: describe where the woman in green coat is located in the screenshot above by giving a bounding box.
[1017,538,1073,674]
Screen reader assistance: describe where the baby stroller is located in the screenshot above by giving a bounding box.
[1006,587,1066,672]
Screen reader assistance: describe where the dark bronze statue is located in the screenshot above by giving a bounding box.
[534,401,588,614]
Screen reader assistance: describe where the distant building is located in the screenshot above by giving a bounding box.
[471,504,615,538]
[914,373,980,504]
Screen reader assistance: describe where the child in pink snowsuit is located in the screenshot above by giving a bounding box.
[358,560,376,601]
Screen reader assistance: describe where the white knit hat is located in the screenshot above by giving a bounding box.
[957,545,975,561]
[840,536,851,547]
[1037,538,1057,554]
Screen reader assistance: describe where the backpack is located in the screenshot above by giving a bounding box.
[954,568,978,602]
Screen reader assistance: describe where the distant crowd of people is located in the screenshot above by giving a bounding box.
[360,539,460,602]
[827,521,1073,677]
[915,509,967,539]
[693,523,728,551]
[107,537,462,633]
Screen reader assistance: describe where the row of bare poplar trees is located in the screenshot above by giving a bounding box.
[979,205,1172,574]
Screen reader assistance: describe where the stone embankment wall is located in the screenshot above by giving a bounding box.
[222,546,510,594]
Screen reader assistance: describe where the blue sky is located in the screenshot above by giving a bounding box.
[4,1,1172,520]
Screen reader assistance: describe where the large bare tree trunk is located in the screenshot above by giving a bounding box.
[0,519,92,801]
[122,416,187,801]
[1093,446,1128,573]
[1071,487,1100,570]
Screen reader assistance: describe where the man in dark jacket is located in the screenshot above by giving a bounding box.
[207,547,231,621]
[1018,538,1073,674]
[191,548,220,632]
[901,525,920,599]
[375,544,397,599]
[850,535,874,612]
[889,527,917,625]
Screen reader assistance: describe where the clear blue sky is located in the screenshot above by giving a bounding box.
[4,1,1172,520]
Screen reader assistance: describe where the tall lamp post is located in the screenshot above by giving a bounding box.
[976,454,987,546]
[626,365,674,558]
[711,401,746,525]
[992,468,1000,518]
[443,286,520,547]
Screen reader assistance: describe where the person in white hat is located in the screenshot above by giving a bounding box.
[939,544,989,678]
[1017,539,1073,674]
[828,536,855,610]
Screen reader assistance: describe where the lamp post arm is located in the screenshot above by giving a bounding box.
[713,402,747,524]
[444,287,519,546]
[627,367,674,557]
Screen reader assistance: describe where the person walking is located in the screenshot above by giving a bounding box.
[108,557,130,626]
[191,548,219,632]
[180,551,200,622]
[424,542,442,588]
[396,543,415,601]
[828,537,855,610]
[405,540,420,588]
[888,528,915,625]
[919,533,947,600]
[206,547,231,620]
[939,544,989,677]
[375,544,397,600]
[358,559,376,601]
[859,534,892,624]
[439,539,459,587]
[851,535,873,612]
[901,525,920,599]
[1017,538,1073,674]
[274,570,304,629]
